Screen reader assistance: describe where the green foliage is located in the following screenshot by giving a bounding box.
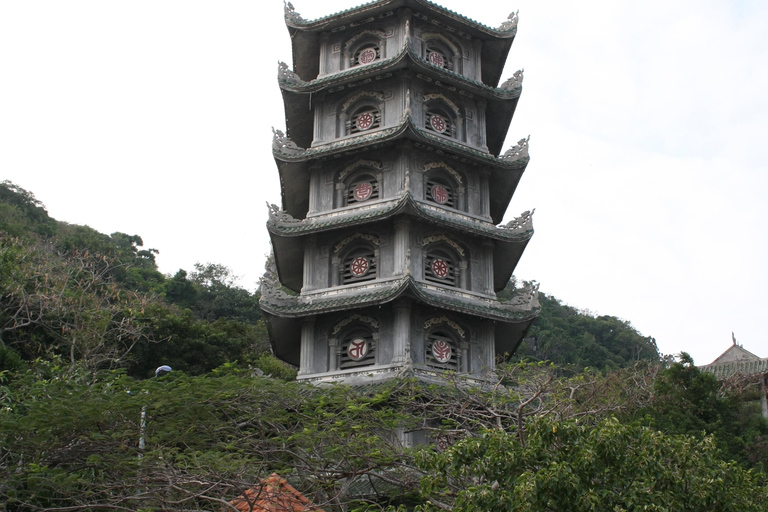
[513,291,660,369]
[415,416,768,512]
[0,181,57,237]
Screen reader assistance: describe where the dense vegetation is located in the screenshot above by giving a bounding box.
[2,181,767,511]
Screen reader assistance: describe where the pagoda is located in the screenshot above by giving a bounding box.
[260,0,539,385]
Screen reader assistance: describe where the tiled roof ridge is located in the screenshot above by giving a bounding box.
[272,116,530,167]
[266,194,534,241]
[229,472,325,512]
[260,275,539,322]
[284,0,518,38]
[277,40,522,99]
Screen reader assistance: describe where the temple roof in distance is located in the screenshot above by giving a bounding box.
[284,0,519,87]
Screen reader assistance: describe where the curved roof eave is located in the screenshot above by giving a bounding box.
[260,275,539,323]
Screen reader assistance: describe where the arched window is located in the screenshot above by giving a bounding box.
[424,248,457,287]
[352,43,381,66]
[341,245,377,285]
[426,176,455,208]
[348,106,382,134]
[425,330,459,370]
[424,106,456,138]
[345,173,380,206]
[422,33,461,74]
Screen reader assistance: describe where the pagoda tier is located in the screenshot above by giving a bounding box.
[283,0,519,87]
[262,1,538,384]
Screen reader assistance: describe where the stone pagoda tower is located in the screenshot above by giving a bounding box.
[260,0,539,385]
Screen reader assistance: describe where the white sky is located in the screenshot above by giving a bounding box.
[2,0,766,365]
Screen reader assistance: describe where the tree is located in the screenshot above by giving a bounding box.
[415,416,768,512]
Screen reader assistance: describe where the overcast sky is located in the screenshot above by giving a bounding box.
[2,0,766,365]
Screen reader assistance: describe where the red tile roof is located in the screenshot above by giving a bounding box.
[229,473,325,512]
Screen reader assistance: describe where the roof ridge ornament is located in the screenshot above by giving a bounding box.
[500,69,524,91]
[284,1,304,23]
[272,127,305,155]
[499,209,534,232]
[501,135,530,161]
[278,61,303,86]
[503,280,540,308]
[499,10,519,31]
[266,202,301,223]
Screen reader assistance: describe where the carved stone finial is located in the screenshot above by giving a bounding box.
[277,61,302,85]
[266,202,300,224]
[500,208,535,232]
[500,69,524,91]
[501,135,530,160]
[272,127,304,154]
[284,1,304,23]
[499,10,519,31]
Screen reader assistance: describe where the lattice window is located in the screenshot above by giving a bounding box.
[426,178,455,208]
[340,330,376,369]
[348,108,382,134]
[346,177,380,205]
[425,109,456,138]
[424,249,457,287]
[425,331,458,370]
[342,247,377,285]
[352,44,381,66]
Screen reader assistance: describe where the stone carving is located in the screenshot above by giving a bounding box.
[402,88,412,120]
[424,162,462,184]
[424,316,465,338]
[500,69,524,91]
[272,127,304,155]
[344,29,386,49]
[260,256,295,304]
[421,234,465,256]
[499,10,519,31]
[334,233,381,254]
[283,1,304,23]
[332,314,380,334]
[422,93,461,116]
[338,159,383,181]
[266,202,300,223]
[501,135,530,160]
[277,61,302,85]
[341,91,385,114]
[499,208,535,232]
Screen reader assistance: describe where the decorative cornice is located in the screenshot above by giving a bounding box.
[501,135,529,161]
[272,127,305,155]
[424,162,462,184]
[499,69,524,91]
[341,90,385,114]
[338,159,383,181]
[334,233,381,254]
[267,202,301,224]
[421,234,465,256]
[499,209,534,233]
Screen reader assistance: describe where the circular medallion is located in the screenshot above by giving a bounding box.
[432,184,448,204]
[436,436,450,451]
[356,111,374,131]
[431,258,448,279]
[353,182,373,201]
[358,47,377,65]
[430,114,447,133]
[429,51,445,67]
[347,338,368,361]
[350,256,369,277]
[432,340,452,363]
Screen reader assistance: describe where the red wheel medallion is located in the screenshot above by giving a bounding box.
[356,111,374,130]
[432,184,448,204]
[430,114,446,133]
[432,258,448,279]
[432,340,452,363]
[429,52,445,67]
[348,338,368,361]
[358,47,377,64]
[354,182,373,201]
[350,256,369,277]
